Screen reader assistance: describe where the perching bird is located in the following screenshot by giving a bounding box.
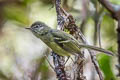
[26,21,113,56]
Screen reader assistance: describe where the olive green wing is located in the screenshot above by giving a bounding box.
[51,29,81,54]
[50,29,75,40]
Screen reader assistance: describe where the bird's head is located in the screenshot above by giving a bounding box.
[26,21,48,34]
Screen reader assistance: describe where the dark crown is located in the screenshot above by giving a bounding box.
[31,21,48,29]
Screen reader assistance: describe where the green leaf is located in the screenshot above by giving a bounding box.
[97,47,116,80]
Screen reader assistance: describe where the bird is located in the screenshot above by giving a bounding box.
[26,21,113,57]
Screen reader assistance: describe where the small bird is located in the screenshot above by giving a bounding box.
[26,21,113,56]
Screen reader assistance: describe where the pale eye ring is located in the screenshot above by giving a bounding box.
[33,25,39,29]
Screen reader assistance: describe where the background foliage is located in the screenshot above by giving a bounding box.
[0,0,119,80]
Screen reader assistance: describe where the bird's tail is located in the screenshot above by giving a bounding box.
[79,43,114,56]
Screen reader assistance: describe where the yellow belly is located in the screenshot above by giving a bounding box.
[48,42,71,56]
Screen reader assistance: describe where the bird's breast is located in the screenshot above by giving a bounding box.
[47,42,71,56]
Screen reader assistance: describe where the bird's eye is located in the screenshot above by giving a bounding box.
[31,24,44,31]
[33,25,39,29]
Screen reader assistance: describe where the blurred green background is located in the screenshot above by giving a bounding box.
[0,0,119,80]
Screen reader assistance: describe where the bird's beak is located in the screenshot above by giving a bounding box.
[25,27,31,30]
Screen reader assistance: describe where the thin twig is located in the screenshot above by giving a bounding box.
[79,31,104,80]
[45,55,55,70]
[64,57,70,65]
[97,12,104,48]
[94,11,104,47]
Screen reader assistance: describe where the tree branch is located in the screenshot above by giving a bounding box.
[52,0,70,80]
[54,0,86,79]
[98,0,120,20]
[98,0,115,13]
[52,52,69,80]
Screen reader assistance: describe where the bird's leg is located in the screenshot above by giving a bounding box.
[45,55,55,71]
[64,56,70,65]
